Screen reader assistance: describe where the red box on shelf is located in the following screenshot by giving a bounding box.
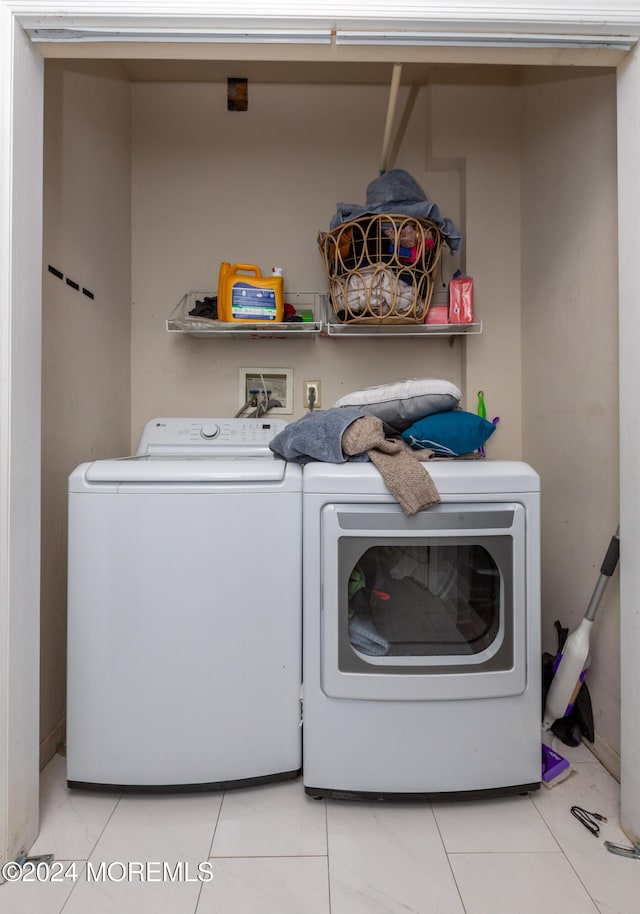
[425,305,450,325]
[449,275,474,323]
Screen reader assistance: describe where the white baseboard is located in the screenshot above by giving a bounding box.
[587,732,620,782]
[39,718,66,771]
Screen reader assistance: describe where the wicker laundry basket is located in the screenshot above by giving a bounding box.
[318,214,443,324]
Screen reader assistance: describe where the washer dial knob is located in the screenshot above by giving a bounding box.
[200,424,221,440]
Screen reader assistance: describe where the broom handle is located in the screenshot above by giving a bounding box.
[585,527,620,622]
[380,64,402,174]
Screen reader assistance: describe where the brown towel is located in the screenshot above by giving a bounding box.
[341,416,440,516]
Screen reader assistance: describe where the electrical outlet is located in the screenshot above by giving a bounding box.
[303,380,321,410]
[238,367,293,414]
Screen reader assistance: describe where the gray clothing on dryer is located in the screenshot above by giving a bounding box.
[269,407,369,464]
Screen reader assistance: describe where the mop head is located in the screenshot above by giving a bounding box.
[542,744,573,788]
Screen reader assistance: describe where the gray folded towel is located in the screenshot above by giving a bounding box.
[269,406,369,464]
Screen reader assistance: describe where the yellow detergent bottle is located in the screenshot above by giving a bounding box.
[217,263,284,322]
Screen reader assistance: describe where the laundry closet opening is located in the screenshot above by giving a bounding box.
[40,53,619,797]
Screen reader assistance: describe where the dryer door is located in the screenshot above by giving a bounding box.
[320,501,528,701]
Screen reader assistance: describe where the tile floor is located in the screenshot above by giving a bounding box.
[1,740,638,913]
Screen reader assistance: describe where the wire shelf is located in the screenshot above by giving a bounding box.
[166,291,325,339]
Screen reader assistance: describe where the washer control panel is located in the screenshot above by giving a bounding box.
[136,417,288,457]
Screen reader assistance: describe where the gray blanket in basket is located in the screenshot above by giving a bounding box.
[329,168,462,254]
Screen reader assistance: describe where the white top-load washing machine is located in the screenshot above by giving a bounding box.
[67,417,302,791]
[302,459,541,800]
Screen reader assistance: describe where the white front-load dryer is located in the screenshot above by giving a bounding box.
[67,417,302,791]
[302,459,541,800]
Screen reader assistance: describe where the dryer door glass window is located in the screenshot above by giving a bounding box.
[321,501,529,700]
[332,503,522,676]
[348,543,499,658]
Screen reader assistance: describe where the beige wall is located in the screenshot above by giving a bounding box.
[521,68,620,766]
[41,61,621,773]
[130,73,524,451]
[130,80,471,438]
[41,61,132,765]
[433,70,523,456]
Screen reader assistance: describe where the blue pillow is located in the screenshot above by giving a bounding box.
[401,410,496,456]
